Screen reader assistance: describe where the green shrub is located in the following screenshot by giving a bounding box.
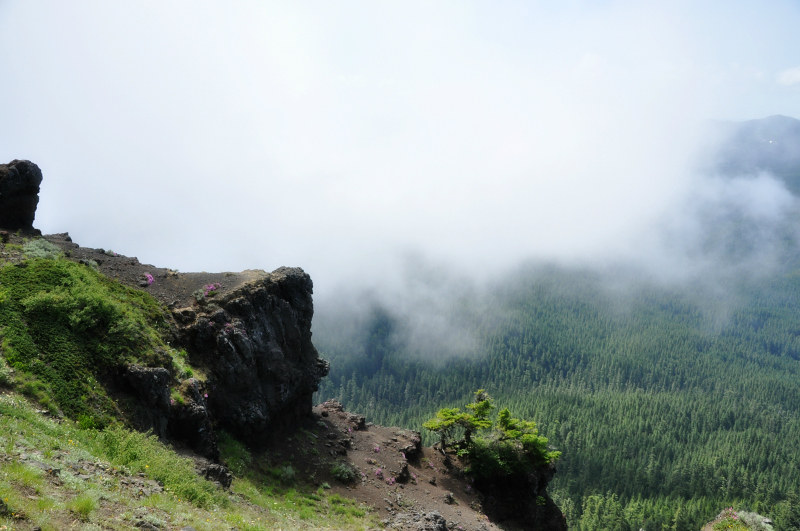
[268,464,296,485]
[0,258,171,425]
[424,390,560,482]
[330,462,358,484]
[22,238,62,259]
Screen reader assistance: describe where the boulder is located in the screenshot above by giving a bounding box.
[0,160,43,231]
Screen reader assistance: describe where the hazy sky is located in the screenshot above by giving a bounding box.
[2,1,800,296]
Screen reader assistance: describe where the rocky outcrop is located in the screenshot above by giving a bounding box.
[474,463,566,530]
[43,227,330,459]
[174,267,329,445]
[0,159,43,231]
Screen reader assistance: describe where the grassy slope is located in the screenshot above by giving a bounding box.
[0,238,378,530]
[0,391,378,530]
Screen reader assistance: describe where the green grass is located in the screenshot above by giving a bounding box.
[0,392,379,529]
[81,425,227,508]
[218,430,252,476]
[66,493,97,521]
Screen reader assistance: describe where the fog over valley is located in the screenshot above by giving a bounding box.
[5,4,800,528]
[2,2,800,355]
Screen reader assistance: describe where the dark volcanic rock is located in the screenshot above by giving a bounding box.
[168,379,217,459]
[176,266,329,444]
[117,365,217,459]
[0,159,43,231]
[475,462,566,530]
[202,463,233,489]
[120,365,171,438]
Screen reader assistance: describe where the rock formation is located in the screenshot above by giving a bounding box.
[474,462,567,530]
[43,233,330,458]
[174,267,330,445]
[0,159,43,231]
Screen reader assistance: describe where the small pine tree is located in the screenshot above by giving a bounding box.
[423,389,560,480]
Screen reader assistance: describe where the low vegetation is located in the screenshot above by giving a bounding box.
[0,392,379,530]
[424,389,559,481]
[0,253,173,427]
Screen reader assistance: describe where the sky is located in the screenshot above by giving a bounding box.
[2,1,800,300]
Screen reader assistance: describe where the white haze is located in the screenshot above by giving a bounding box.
[2,2,800,356]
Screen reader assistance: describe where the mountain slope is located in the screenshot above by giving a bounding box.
[315,115,800,530]
[712,114,800,193]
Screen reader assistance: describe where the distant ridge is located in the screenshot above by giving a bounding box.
[713,114,800,193]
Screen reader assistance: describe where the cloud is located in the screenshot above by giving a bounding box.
[777,66,800,86]
[0,1,799,301]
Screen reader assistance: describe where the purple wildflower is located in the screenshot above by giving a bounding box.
[203,283,222,296]
[145,273,154,285]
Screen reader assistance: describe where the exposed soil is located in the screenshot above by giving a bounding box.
[291,400,504,531]
[42,232,267,309]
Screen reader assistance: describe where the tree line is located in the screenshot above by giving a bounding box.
[315,265,800,529]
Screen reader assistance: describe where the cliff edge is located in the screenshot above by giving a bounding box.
[44,232,330,457]
[0,160,564,529]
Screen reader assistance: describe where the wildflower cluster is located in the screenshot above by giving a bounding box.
[203,283,221,296]
[145,273,154,286]
[374,468,383,479]
[712,507,742,531]
[193,283,221,303]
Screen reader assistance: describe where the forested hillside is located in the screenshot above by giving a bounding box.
[315,266,800,529]
[314,116,800,529]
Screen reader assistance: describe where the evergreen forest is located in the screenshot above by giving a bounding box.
[314,264,800,529]
[315,114,800,530]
